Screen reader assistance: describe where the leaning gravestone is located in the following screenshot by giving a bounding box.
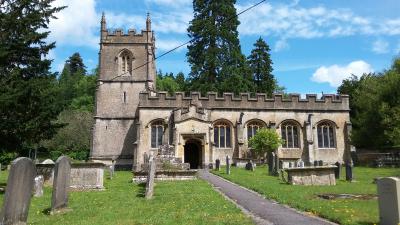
[33,175,44,197]
[51,156,71,213]
[0,157,36,225]
[145,156,157,199]
[226,156,231,175]
[377,177,400,225]
[215,159,220,171]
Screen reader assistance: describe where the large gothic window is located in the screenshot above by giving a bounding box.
[281,122,300,148]
[151,121,163,148]
[317,122,336,148]
[247,121,264,140]
[119,50,133,76]
[214,121,231,148]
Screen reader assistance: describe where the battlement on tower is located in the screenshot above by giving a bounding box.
[138,92,350,111]
[101,28,153,44]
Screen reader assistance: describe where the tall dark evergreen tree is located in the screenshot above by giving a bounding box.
[59,52,86,106]
[187,0,253,95]
[247,37,276,96]
[0,0,65,159]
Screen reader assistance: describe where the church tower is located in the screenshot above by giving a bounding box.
[90,13,156,167]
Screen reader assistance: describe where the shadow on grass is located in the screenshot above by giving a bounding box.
[136,182,146,198]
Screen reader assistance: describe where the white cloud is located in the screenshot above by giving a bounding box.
[311,60,373,87]
[274,38,289,52]
[372,39,389,54]
[48,0,98,48]
[236,2,400,39]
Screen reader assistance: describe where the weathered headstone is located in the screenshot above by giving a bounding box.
[33,175,44,197]
[42,159,55,164]
[334,162,341,179]
[297,160,305,168]
[245,160,255,171]
[145,156,156,199]
[51,156,71,213]
[377,177,400,225]
[226,156,231,175]
[109,165,114,180]
[0,157,36,225]
[345,163,353,181]
[215,159,220,171]
[267,152,274,175]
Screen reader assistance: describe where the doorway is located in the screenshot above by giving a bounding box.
[184,141,201,169]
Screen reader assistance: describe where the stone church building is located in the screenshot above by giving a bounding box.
[90,14,352,171]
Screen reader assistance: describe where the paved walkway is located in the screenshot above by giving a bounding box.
[198,170,336,225]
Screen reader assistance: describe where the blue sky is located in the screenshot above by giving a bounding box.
[47,0,400,94]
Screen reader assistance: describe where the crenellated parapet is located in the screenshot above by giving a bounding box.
[101,28,153,44]
[139,92,350,111]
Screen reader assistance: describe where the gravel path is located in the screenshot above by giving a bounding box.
[198,170,337,225]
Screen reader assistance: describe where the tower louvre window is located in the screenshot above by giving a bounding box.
[119,50,133,76]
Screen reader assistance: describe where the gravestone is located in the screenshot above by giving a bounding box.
[0,157,36,225]
[51,156,71,213]
[145,156,156,199]
[297,160,305,168]
[33,175,44,197]
[267,152,274,175]
[245,160,255,171]
[377,177,400,225]
[215,159,220,171]
[345,163,353,181]
[109,165,114,180]
[334,162,341,179]
[226,156,231,175]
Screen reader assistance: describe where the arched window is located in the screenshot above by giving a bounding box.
[247,121,264,140]
[281,122,300,148]
[119,50,132,75]
[317,122,335,148]
[151,121,163,148]
[214,121,231,148]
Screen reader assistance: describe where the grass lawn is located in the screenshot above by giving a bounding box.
[212,166,400,225]
[0,171,253,225]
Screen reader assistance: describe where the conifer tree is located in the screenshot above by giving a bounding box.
[0,0,65,157]
[187,0,252,95]
[59,52,86,106]
[247,37,276,96]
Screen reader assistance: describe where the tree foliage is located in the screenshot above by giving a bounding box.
[0,0,65,156]
[187,0,254,95]
[338,58,400,148]
[248,128,283,157]
[247,37,277,96]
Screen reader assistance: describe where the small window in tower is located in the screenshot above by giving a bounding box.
[123,91,127,103]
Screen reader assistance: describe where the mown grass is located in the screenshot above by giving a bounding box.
[0,170,253,225]
[212,166,400,225]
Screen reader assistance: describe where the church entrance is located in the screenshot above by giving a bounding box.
[184,140,201,169]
